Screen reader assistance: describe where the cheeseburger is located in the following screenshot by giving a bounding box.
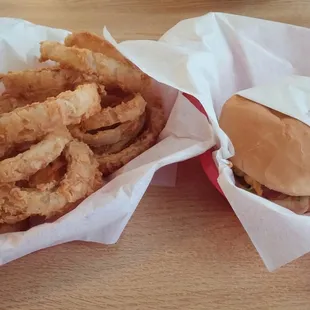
[219,95,310,214]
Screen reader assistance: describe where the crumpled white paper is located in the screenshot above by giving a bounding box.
[146,13,310,271]
[237,76,310,126]
[0,18,215,265]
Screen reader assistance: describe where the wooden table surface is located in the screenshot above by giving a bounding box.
[1,1,310,309]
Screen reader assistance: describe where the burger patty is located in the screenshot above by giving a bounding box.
[233,166,286,199]
[232,166,310,214]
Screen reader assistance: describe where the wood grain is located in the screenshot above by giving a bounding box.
[1,1,310,309]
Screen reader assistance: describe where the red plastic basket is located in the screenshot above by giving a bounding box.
[183,93,224,196]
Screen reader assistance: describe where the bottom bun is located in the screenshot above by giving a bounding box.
[271,196,310,215]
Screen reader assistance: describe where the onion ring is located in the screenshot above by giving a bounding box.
[29,169,104,227]
[0,67,106,101]
[0,127,72,183]
[0,140,101,224]
[1,67,78,99]
[71,112,146,148]
[27,157,67,192]
[95,95,165,176]
[40,41,146,92]
[64,31,135,68]
[0,94,30,114]
[0,83,101,156]
[81,93,147,131]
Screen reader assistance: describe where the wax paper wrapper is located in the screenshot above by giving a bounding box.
[143,12,310,271]
[0,18,216,265]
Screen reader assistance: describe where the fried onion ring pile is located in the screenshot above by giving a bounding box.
[0,31,165,232]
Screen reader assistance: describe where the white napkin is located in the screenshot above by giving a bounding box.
[0,18,215,265]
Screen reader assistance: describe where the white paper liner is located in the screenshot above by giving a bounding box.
[0,18,215,265]
[129,12,310,270]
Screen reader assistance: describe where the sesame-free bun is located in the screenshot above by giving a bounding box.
[219,95,310,196]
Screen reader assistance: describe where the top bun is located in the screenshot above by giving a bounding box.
[219,95,310,196]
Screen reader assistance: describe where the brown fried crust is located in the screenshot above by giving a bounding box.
[0,127,72,183]
[0,140,101,224]
[40,41,146,92]
[0,83,101,157]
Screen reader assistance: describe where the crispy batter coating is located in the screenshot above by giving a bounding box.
[0,141,101,224]
[65,31,135,67]
[81,93,147,131]
[28,157,67,191]
[0,67,106,101]
[0,127,72,183]
[95,95,165,176]
[0,94,31,114]
[29,168,104,226]
[0,83,101,156]
[40,41,146,92]
[70,113,145,148]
